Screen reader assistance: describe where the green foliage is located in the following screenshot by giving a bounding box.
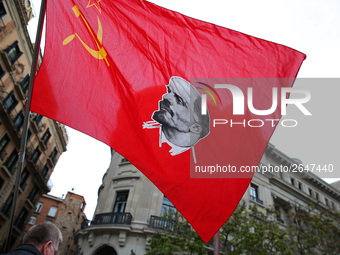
[147,203,340,255]
[147,213,207,255]
[221,204,292,255]
[147,235,181,255]
[287,204,340,255]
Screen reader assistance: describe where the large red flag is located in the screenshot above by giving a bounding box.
[31,0,305,242]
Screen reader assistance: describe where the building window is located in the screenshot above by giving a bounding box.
[3,91,18,113]
[113,191,129,213]
[0,175,4,190]
[325,198,329,207]
[35,202,43,213]
[4,149,18,174]
[27,129,32,141]
[41,128,51,146]
[0,0,6,17]
[5,41,23,65]
[121,157,129,163]
[48,206,58,217]
[50,147,58,163]
[161,196,177,217]
[31,147,41,163]
[308,188,313,197]
[19,168,29,190]
[28,185,39,204]
[41,165,49,178]
[331,202,335,210]
[1,193,14,217]
[0,64,5,79]
[45,220,52,223]
[13,110,24,130]
[15,207,29,230]
[298,182,302,190]
[275,205,284,224]
[290,178,295,186]
[315,192,319,201]
[0,133,10,156]
[112,191,129,224]
[33,114,43,126]
[20,74,30,94]
[28,215,37,225]
[250,184,263,205]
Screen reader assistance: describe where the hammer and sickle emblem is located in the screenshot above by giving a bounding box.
[63,5,109,66]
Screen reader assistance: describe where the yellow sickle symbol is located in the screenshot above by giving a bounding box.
[63,5,109,66]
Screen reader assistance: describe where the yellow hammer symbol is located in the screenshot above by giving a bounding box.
[63,5,109,66]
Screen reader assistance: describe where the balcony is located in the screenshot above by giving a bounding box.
[250,195,264,205]
[46,157,54,168]
[38,139,47,151]
[91,212,132,225]
[149,215,173,230]
[14,82,25,100]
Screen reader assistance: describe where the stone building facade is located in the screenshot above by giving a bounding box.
[55,192,87,255]
[76,149,163,255]
[0,0,68,250]
[244,144,339,225]
[75,146,340,255]
[25,192,86,255]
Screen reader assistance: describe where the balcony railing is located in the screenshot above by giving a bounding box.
[91,212,132,225]
[149,215,173,230]
[250,195,264,205]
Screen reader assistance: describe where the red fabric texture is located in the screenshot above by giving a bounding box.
[31,0,305,242]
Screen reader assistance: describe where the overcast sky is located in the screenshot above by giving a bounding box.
[28,0,340,219]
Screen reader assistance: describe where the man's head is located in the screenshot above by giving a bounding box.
[23,223,62,255]
[152,77,210,147]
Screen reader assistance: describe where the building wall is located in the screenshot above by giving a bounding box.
[0,1,68,251]
[242,144,340,225]
[76,149,163,255]
[55,192,86,255]
[25,192,86,255]
[76,146,340,255]
[24,194,63,227]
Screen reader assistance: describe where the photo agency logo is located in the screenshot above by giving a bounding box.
[143,77,312,156]
[194,78,312,128]
[187,78,314,178]
[143,77,313,178]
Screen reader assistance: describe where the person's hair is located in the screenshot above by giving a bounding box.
[193,97,210,139]
[23,223,62,247]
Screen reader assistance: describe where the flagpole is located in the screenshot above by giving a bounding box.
[3,0,47,252]
[213,229,220,255]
